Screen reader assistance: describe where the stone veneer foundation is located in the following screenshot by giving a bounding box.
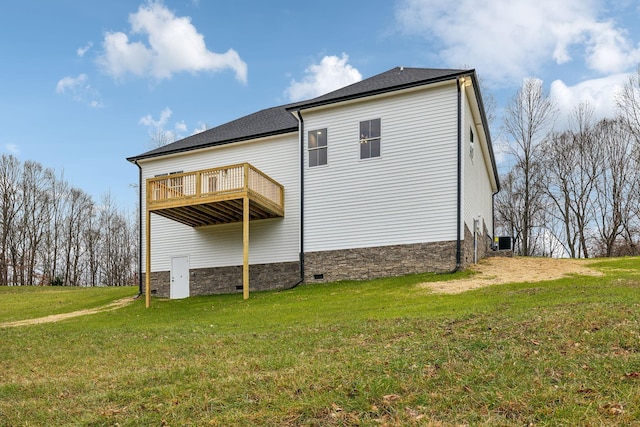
[144,231,497,296]
[461,224,494,266]
[304,240,458,283]
[144,261,300,298]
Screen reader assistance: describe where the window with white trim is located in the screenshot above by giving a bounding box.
[308,128,327,167]
[359,118,381,159]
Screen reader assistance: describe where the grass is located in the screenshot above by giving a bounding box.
[1,259,639,426]
[0,285,135,323]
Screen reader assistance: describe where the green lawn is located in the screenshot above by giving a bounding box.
[0,285,135,323]
[1,258,639,426]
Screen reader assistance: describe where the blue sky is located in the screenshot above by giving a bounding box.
[1,0,639,211]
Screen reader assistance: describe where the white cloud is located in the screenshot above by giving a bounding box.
[97,1,247,83]
[56,74,88,94]
[395,0,640,83]
[140,108,195,145]
[192,123,208,135]
[4,144,19,155]
[284,54,362,102]
[583,22,640,73]
[174,120,187,133]
[139,107,173,128]
[549,73,628,128]
[77,42,93,57]
[55,74,104,108]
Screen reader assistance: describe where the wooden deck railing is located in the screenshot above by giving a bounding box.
[147,163,284,211]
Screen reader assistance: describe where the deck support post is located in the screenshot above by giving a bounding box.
[243,196,250,300]
[145,209,151,308]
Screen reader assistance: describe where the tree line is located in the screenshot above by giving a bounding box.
[0,154,138,286]
[495,67,640,258]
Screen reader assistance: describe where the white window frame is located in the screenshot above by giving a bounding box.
[359,118,381,160]
[308,128,328,167]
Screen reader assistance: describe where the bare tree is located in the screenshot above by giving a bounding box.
[83,203,101,287]
[147,128,174,149]
[616,66,640,254]
[62,188,93,286]
[494,170,524,251]
[97,192,136,286]
[501,78,557,255]
[0,155,22,285]
[0,156,138,287]
[542,131,579,256]
[542,102,599,258]
[41,169,68,285]
[496,74,640,259]
[616,65,640,145]
[591,118,637,256]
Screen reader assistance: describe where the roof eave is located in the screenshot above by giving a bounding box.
[126,126,298,163]
[286,70,469,112]
[466,71,500,192]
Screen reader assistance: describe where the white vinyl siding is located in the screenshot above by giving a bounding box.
[462,91,494,236]
[140,133,299,272]
[303,84,459,252]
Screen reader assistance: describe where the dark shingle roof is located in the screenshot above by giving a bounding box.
[288,67,467,110]
[126,104,300,162]
[127,67,469,162]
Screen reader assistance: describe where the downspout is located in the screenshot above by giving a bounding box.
[492,189,498,250]
[285,109,305,290]
[455,77,463,270]
[298,109,305,282]
[133,160,143,297]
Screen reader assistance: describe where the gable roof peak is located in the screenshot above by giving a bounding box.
[127,66,472,162]
[288,66,470,111]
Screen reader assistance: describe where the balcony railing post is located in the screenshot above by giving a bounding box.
[280,184,284,210]
[196,172,201,197]
[243,163,249,192]
[146,179,152,203]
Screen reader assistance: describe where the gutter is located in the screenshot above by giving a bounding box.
[298,109,305,282]
[491,188,499,248]
[455,77,463,270]
[284,109,305,290]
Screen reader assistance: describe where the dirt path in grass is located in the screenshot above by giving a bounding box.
[422,256,603,294]
[0,297,135,328]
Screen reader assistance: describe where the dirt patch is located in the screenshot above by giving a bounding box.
[0,297,135,328]
[421,257,603,294]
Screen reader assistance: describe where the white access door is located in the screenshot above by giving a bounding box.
[170,256,190,299]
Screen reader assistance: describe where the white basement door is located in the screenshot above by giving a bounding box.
[170,255,190,299]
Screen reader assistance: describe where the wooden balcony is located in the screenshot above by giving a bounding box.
[146,163,284,227]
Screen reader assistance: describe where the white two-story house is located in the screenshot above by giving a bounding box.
[127,67,500,302]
